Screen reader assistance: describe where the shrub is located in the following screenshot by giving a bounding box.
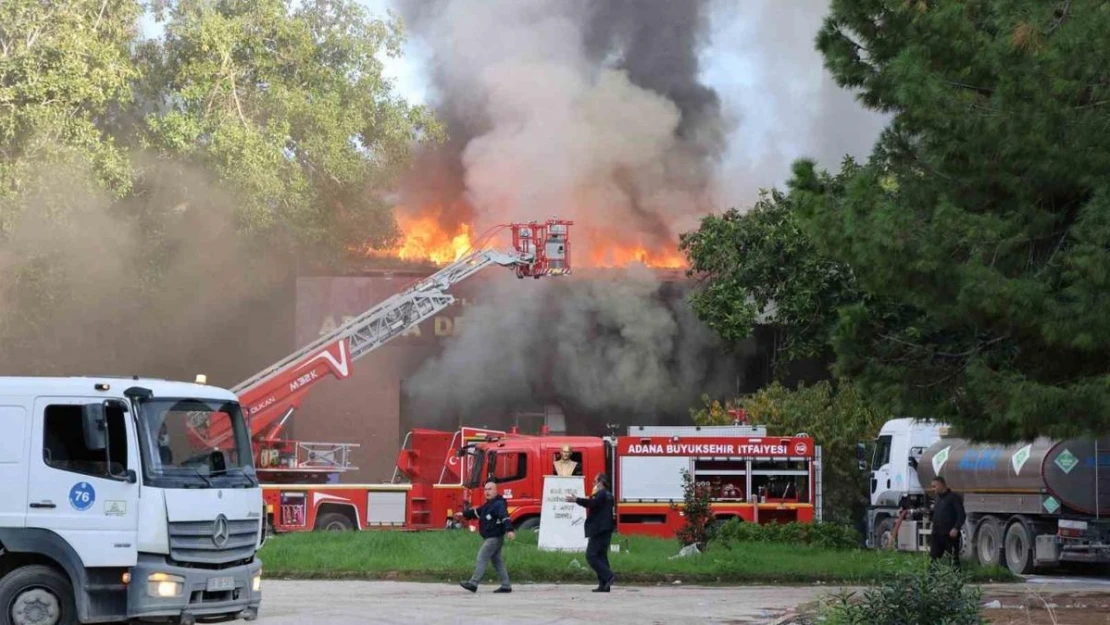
[675,468,714,549]
[819,563,986,625]
[714,518,861,551]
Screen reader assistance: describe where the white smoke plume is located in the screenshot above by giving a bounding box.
[396,0,728,255]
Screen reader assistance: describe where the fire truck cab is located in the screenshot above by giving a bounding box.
[460,435,609,531]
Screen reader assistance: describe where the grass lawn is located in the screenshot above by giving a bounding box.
[258,530,1016,585]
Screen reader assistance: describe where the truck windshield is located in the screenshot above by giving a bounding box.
[136,397,256,488]
[465,448,486,488]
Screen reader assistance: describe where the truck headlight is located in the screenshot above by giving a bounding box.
[252,572,262,592]
[147,573,184,598]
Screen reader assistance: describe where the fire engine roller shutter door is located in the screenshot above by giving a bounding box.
[367,491,407,526]
[620,456,690,500]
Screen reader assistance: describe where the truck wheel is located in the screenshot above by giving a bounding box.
[0,565,77,625]
[976,517,1004,568]
[875,518,896,550]
[516,518,540,533]
[1004,520,1035,576]
[315,512,355,531]
[959,522,975,562]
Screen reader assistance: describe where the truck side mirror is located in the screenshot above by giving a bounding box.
[123,469,138,484]
[908,457,918,469]
[81,402,108,452]
[856,442,868,471]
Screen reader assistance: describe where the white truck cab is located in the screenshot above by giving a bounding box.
[0,376,264,625]
[861,417,943,548]
[867,418,943,508]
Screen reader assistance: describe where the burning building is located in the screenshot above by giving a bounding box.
[275,0,801,482]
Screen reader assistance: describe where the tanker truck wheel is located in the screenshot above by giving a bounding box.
[959,522,975,562]
[1004,519,1035,576]
[875,518,896,550]
[975,517,1005,569]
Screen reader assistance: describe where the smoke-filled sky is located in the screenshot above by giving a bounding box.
[360,0,888,212]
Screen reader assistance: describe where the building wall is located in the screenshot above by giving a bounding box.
[291,272,491,482]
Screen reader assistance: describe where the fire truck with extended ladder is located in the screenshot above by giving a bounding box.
[185,217,823,536]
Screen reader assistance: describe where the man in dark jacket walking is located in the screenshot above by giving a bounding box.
[566,472,615,592]
[460,481,515,593]
[929,476,966,570]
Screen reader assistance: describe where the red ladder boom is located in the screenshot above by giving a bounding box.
[186,219,573,480]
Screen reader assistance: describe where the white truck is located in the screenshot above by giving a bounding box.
[862,418,1110,576]
[0,376,265,625]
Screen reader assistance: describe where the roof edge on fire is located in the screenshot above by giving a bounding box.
[300,261,690,282]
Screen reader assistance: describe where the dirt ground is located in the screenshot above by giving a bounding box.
[981,585,1110,625]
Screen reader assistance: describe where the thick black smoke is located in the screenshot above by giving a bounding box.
[403,268,737,432]
[390,0,735,424]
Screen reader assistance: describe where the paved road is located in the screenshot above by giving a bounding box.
[251,577,1110,625]
[252,580,839,625]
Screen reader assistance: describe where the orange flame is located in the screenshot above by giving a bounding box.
[377,212,474,264]
[585,244,687,269]
[372,208,688,270]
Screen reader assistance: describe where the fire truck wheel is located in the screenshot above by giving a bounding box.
[516,518,540,532]
[315,512,355,531]
[0,564,77,625]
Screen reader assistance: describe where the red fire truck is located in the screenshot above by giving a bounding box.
[267,423,823,536]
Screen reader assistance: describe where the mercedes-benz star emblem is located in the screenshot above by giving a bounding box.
[212,514,230,548]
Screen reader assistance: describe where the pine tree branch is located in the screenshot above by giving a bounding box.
[1046,1,1072,35]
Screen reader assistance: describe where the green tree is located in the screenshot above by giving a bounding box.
[0,0,440,376]
[788,0,1110,442]
[692,380,886,525]
[678,174,864,378]
[0,0,142,228]
[138,0,443,262]
[675,468,714,550]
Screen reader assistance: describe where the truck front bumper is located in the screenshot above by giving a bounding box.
[128,553,262,623]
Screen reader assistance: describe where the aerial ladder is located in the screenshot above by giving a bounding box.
[185,219,573,483]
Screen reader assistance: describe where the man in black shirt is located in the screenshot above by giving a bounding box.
[929,476,966,570]
[566,472,615,592]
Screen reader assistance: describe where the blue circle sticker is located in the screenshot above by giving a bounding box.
[69,482,96,512]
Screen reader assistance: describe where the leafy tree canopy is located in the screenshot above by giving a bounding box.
[0,0,440,375]
[684,0,1110,443]
[679,168,864,378]
[138,0,443,258]
[792,0,1110,442]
